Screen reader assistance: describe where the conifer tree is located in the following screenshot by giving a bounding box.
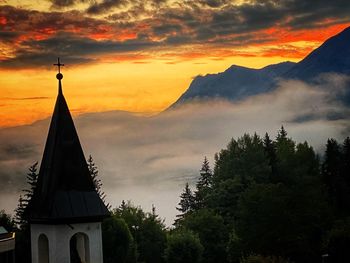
[120,199,127,210]
[194,157,213,209]
[263,133,277,175]
[15,162,38,228]
[276,125,287,140]
[341,137,350,186]
[87,155,110,210]
[337,137,350,215]
[322,139,341,210]
[197,157,213,189]
[14,195,26,227]
[276,126,295,150]
[275,126,296,183]
[175,183,195,224]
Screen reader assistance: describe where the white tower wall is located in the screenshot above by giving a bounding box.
[31,222,103,263]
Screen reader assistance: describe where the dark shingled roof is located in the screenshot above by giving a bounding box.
[27,77,109,224]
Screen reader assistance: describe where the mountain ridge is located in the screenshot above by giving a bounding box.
[169,26,350,109]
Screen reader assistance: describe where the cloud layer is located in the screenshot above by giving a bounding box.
[0,74,349,225]
[1,0,350,68]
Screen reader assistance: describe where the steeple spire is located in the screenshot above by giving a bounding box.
[26,59,109,223]
[54,57,64,94]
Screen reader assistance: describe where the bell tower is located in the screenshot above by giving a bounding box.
[26,58,109,263]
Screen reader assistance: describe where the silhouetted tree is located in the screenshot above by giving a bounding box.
[226,228,242,263]
[322,139,343,214]
[183,209,229,263]
[87,155,110,209]
[263,132,277,180]
[342,137,350,184]
[15,162,38,228]
[173,129,346,263]
[339,137,350,216]
[14,195,26,227]
[102,215,134,263]
[165,230,203,263]
[194,157,213,209]
[175,183,195,224]
[0,210,15,232]
[113,201,167,263]
[138,206,167,263]
[274,126,296,184]
[12,162,39,263]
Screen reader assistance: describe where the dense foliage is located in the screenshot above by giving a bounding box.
[0,210,15,232]
[175,128,350,263]
[102,201,167,263]
[5,127,349,263]
[165,230,203,263]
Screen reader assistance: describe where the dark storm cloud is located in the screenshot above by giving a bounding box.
[0,5,107,34]
[0,31,20,42]
[24,32,156,54]
[0,52,93,69]
[0,32,159,68]
[165,35,192,45]
[87,0,129,15]
[274,0,350,29]
[49,0,93,9]
[153,24,183,35]
[86,0,168,15]
[1,0,350,69]
[199,0,230,8]
[50,0,76,8]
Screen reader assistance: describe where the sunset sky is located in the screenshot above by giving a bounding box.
[1,0,350,127]
[1,0,350,223]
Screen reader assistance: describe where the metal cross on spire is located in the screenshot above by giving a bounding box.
[53,57,64,73]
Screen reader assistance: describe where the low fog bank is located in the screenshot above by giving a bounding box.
[0,74,349,225]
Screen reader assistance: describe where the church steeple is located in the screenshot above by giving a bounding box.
[27,59,109,223]
[53,57,64,95]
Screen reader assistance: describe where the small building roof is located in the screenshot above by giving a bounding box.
[26,68,109,224]
[0,227,8,235]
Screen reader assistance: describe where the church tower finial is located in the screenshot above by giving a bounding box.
[53,57,64,94]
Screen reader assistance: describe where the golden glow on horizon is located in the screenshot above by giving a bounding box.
[0,54,298,127]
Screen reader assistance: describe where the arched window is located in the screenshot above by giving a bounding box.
[38,234,49,263]
[70,233,90,263]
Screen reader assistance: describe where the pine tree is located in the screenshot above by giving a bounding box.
[177,183,195,213]
[197,157,212,189]
[23,161,38,200]
[87,155,110,210]
[175,183,195,224]
[194,157,213,209]
[277,125,287,140]
[14,195,26,227]
[120,200,127,210]
[322,139,343,214]
[339,137,350,216]
[342,137,350,186]
[275,126,296,183]
[263,132,277,180]
[15,162,38,228]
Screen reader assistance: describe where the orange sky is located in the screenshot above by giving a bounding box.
[1,0,350,127]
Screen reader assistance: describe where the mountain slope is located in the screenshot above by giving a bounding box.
[169,26,350,109]
[284,26,350,80]
[170,61,295,107]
